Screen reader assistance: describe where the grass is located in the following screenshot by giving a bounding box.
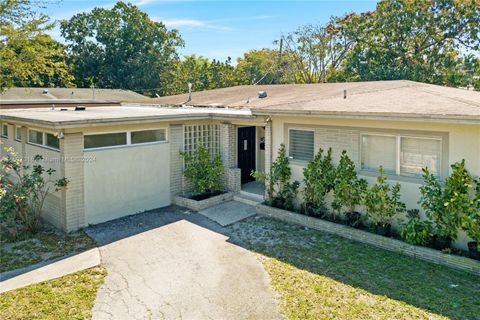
[228,216,480,320]
[0,266,106,320]
[0,230,96,273]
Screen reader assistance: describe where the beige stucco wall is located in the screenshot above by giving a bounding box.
[84,142,171,225]
[271,115,480,250]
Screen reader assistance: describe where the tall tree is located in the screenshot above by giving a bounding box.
[282,17,353,83]
[338,0,480,86]
[60,1,183,96]
[0,0,73,90]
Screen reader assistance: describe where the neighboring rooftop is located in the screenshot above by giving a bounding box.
[0,106,253,128]
[0,87,150,106]
[150,80,480,122]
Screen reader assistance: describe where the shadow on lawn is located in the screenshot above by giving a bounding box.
[227,216,480,320]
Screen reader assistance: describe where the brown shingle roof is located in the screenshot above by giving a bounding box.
[150,80,480,121]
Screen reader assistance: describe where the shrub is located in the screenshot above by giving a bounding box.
[302,148,336,217]
[180,144,223,195]
[332,150,367,218]
[419,160,474,241]
[253,144,300,210]
[364,166,405,228]
[460,177,480,246]
[0,147,68,241]
[400,209,433,246]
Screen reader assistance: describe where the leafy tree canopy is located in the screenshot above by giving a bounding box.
[60,1,184,96]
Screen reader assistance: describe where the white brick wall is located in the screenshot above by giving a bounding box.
[169,124,184,197]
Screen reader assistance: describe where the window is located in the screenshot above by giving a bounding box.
[1,124,8,138]
[361,133,442,178]
[361,134,397,174]
[45,133,60,149]
[184,124,220,156]
[84,132,127,149]
[401,137,441,177]
[289,129,314,161]
[131,129,166,144]
[15,126,22,141]
[28,130,44,145]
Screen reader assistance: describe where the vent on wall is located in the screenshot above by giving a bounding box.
[258,91,267,98]
[75,106,86,111]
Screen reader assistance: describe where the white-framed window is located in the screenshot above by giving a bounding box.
[131,129,166,145]
[183,124,220,156]
[361,133,442,178]
[15,126,22,141]
[28,129,44,145]
[84,132,127,149]
[1,123,8,138]
[28,129,60,150]
[288,128,314,161]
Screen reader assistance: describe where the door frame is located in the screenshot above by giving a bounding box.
[237,126,257,184]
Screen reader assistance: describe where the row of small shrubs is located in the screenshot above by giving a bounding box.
[253,144,480,259]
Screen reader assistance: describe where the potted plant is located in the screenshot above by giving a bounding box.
[302,148,335,218]
[252,144,300,211]
[364,166,405,237]
[419,161,472,250]
[332,150,367,227]
[399,209,433,246]
[460,177,480,260]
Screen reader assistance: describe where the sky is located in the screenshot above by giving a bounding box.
[44,0,379,62]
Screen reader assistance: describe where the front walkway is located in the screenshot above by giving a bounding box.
[85,206,282,320]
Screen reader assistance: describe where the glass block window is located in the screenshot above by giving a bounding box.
[184,124,220,156]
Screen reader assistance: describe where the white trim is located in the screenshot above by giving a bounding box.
[15,125,22,141]
[27,129,60,151]
[360,132,443,179]
[1,123,8,138]
[83,127,169,151]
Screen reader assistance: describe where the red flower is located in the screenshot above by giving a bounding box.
[15,197,22,203]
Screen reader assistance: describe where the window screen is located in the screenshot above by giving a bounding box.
[289,129,314,161]
[131,129,166,144]
[84,132,127,149]
[45,133,60,149]
[361,134,396,174]
[15,126,22,141]
[29,130,43,145]
[401,137,441,177]
[1,124,8,137]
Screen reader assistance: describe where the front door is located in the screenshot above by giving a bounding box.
[238,126,256,183]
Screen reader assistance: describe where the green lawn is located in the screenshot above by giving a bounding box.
[0,266,106,320]
[229,216,480,320]
[0,230,96,273]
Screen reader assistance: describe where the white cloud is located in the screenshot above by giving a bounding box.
[162,19,206,27]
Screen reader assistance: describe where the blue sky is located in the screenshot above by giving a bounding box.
[44,0,378,62]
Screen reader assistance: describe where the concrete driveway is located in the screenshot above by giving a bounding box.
[86,206,282,320]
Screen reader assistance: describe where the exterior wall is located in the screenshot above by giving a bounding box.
[84,142,170,225]
[270,115,480,250]
[220,123,241,193]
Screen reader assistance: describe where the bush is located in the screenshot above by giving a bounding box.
[302,148,336,217]
[364,166,405,228]
[253,144,300,210]
[460,177,480,246]
[0,147,68,241]
[419,160,475,241]
[332,150,367,218]
[180,144,223,195]
[400,209,433,246]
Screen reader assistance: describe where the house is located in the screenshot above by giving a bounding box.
[0,87,150,109]
[1,80,479,249]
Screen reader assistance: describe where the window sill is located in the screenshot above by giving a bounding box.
[359,170,430,184]
[28,142,60,152]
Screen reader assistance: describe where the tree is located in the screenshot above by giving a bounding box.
[60,1,183,96]
[282,17,353,83]
[235,48,296,85]
[0,0,73,90]
[338,0,480,86]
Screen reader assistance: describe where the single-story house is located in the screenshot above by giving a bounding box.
[0,87,150,109]
[1,80,479,249]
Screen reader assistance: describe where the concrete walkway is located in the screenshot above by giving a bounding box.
[86,206,282,320]
[199,200,256,226]
[0,248,101,293]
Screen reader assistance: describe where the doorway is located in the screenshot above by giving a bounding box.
[237,126,256,183]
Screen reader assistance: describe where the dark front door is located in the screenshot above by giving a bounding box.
[238,126,256,183]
